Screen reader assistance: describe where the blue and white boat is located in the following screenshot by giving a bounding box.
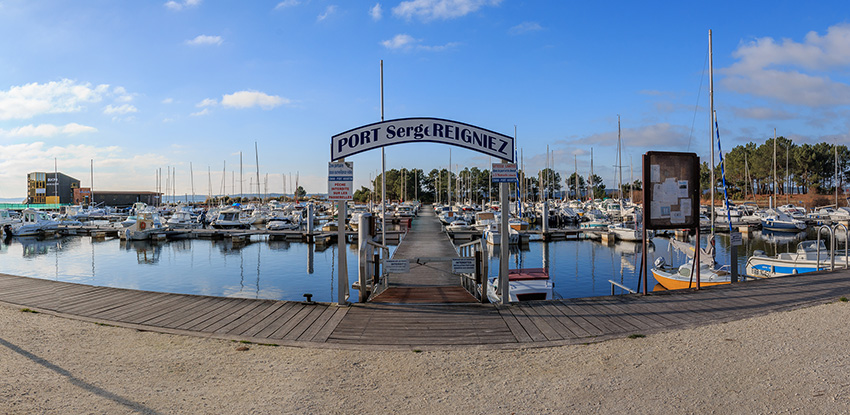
[745,240,849,278]
[761,209,806,232]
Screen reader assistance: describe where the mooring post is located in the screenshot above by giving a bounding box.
[306,202,314,242]
[499,177,509,305]
[358,212,371,302]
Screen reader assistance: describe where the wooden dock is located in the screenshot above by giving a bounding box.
[370,207,477,304]
[2,268,849,350]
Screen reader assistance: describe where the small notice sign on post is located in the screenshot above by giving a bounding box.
[730,232,742,247]
[452,257,476,274]
[384,259,410,274]
[328,161,353,200]
[491,163,518,183]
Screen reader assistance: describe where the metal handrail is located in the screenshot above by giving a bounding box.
[816,225,835,272]
[609,280,636,295]
[834,223,849,269]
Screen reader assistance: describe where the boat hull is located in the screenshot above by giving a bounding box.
[651,269,730,290]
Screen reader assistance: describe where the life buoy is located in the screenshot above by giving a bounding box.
[139,221,146,230]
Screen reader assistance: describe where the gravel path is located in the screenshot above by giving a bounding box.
[1,300,849,414]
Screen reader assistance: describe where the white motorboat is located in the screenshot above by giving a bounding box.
[445,219,473,232]
[486,268,554,302]
[122,211,164,241]
[211,208,250,229]
[166,210,201,229]
[483,222,519,245]
[11,209,60,236]
[761,209,806,232]
[268,217,300,231]
[745,240,849,278]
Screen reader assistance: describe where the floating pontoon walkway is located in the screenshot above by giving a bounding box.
[1,267,849,350]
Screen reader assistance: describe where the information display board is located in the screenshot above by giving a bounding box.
[642,152,700,230]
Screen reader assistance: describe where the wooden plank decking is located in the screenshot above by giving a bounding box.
[2,267,850,350]
[370,207,477,304]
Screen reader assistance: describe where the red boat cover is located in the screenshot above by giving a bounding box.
[507,268,549,281]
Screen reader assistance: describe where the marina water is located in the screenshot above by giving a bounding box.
[0,228,827,302]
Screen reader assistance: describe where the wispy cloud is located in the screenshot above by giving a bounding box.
[190,108,210,117]
[275,0,300,9]
[370,3,383,21]
[381,34,458,52]
[381,34,417,50]
[393,0,501,21]
[509,21,542,35]
[196,98,217,107]
[0,123,97,138]
[317,5,337,21]
[162,98,174,104]
[103,104,138,115]
[0,79,110,120]
[165,0,201,11]
[221,91,288,109]
[186,35,223,46]
[721,23,850,107]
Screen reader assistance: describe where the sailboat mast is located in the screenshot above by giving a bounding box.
[618,115,623,201]
[709,29,716,236]
[773,128,777,208]
[255,142,260,201]
[190,162,195,203]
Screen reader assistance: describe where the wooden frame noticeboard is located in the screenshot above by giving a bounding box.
[642,151,700,230]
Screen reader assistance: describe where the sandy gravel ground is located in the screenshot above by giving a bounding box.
[1,301,850,414]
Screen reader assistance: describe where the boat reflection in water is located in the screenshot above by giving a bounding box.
[16,236,63,258]
[122,240,161,264]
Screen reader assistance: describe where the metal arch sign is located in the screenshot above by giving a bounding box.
[331,117,515,162]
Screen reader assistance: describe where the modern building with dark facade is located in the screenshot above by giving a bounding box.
[27,172,80,204]
[90,191,161,208]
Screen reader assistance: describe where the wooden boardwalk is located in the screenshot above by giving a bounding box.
[370,207,477,304]
[1,267,850,350]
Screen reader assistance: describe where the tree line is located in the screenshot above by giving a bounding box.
[703,137,849,199]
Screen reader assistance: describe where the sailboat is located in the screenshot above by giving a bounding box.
[608,115,650,242]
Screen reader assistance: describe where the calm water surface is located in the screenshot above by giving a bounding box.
[0,226,836,302]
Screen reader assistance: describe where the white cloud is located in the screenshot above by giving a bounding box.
[317,5,337,21]
[165,0,201,11]
[509,21,542,35]
[275,0,300,9]
[0,123,97,138]
[370,3,382,20]
[380,34,457,52]
[196,98,217,107]
[381,34,417,50]
[186,35,223,46]
[393,0,501,21]
[103,104,138,115]
[0,79,109,120]
[162,98,174,104]
[190,108,210,117]
[221,91,287,109]
[722,23,850,107]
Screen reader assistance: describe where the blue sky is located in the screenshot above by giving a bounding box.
[1,0,848,199]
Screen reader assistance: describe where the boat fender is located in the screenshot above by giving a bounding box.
[140,221,146,230]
